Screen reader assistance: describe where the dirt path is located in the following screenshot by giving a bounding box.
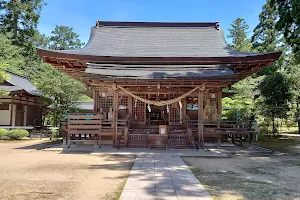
[0,140,134,200]
[183,156,300,200]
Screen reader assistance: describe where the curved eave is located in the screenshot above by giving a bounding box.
[37,48,282,65]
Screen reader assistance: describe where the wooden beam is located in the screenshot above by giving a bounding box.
[198,88,204,148]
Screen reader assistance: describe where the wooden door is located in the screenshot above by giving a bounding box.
[15,104,24,126]
[133,94,146,124]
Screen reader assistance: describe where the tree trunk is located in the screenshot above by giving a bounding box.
[298,120,300,134]
[297,99,300,134]
[272,117,276,136]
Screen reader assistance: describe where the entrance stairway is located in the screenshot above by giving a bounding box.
[128,125,189,149]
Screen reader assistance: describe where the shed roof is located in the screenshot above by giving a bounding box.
[0,71,42,96]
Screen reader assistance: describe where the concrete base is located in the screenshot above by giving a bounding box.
[43,145,228,157]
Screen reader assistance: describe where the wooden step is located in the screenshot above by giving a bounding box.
[149,144,167,150]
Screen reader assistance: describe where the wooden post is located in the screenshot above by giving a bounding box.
[113,90,119,147]
[182,98,187,124]
[198,88,204,148]
[98,116,102,147]
[128,96,133,116]
[217,90,222,148]
[124,127,128,147]
[217,121,221,148]
[10,95,13,126]
[93,89,99,113]
[217,89,222,120]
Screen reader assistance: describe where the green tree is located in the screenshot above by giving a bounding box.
[0,0,45,54]
[33,31,50,49]
[251,0,284,75]
[0,33,24,73]
[227,18,253,52]
[222,76,263,120]
[223,18,258,121]
[271,0,300,63]
[258,72,292,134]
[36,65,86,126]
[285,58,300,134]
[251,0,279,53]
[48,26,85,50]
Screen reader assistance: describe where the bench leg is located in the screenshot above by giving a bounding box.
[232,135,237,145]
[248,132,253,147]
[239,135,243,146]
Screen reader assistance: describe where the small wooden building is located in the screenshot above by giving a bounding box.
[0,71,43,127]
[37,21,280,148]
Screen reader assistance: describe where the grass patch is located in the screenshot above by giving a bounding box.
[114,179,127,200]
[113,160,135,200]
[256,137,300,154]
[184,159,293,200]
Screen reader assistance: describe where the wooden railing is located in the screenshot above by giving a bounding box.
[187,120,254,147]
[128,134,148,148]
[148,134,168,149]
[168,134,187,147]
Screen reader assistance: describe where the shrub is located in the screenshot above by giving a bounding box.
[50,129,61,138]
[6,129,29,140]
[258,133,265,141]
[0,128,8,139]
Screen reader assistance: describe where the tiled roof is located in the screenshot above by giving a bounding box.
[0,71,42,96]
[42,21,263,58]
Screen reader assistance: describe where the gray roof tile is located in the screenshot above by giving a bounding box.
[46,21,263,58]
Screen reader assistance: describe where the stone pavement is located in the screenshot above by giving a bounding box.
[120,155,213,200]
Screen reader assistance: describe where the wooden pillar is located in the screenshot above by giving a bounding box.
[124,127,128,147]
[198,88,204,148]
[113,90,119,147]
[93,89,99,113]
[128,96,133,116]
[217,89,222,120]
[10,95,13,126]
[182,98,187,122]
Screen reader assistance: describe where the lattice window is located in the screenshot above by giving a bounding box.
[118,94,129,119]
[98,92,113,120]
[133,94,145,123]
[169,94,181,125]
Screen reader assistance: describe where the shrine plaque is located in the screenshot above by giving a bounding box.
[159,125,167,135]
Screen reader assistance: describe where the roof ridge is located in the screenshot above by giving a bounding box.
[4,70,28,79]
[95,21,219,29]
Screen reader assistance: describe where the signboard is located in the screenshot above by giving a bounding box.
[159,125,167,135]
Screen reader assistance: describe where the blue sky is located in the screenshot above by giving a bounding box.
[38,0,266,44]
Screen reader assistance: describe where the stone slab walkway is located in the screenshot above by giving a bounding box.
[120,155,213,200]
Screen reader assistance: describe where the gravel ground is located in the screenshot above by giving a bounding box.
[0,140,134,200]
[184,156,300,200]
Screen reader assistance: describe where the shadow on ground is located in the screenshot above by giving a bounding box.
[14,139,62,150]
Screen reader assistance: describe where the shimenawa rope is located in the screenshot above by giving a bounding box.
[116,85,203,106]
